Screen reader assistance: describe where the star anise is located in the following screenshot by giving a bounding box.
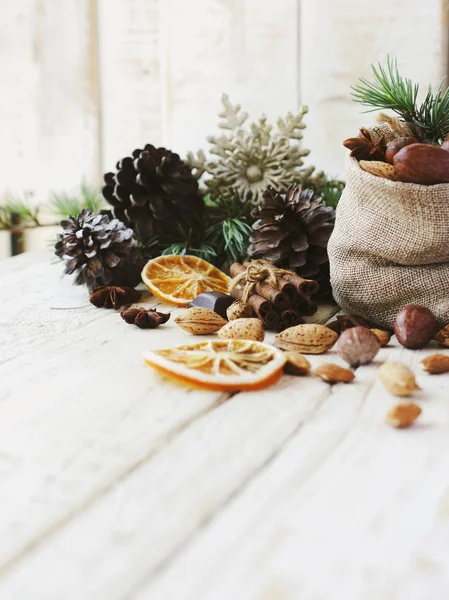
[121,307,170,329]
[327,314,373,334]
[90,285,142,309]
[343,127,386,161]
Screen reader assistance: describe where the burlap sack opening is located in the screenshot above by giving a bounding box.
[328,154,449,328]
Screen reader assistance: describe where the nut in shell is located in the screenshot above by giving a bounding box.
[370,328,391,347]
[378,362,420,397]
[394,304,436,350]
[175,307,226,335]
[435,324,449,348]
[218,318,265,342]
[337,326,380,367]
[314,363,355,384]
[387,402,422,428]
[275,324,338,354]
[283,352,311,376]
[226,300,255,321]
[359,160,397,180]
[421,353,449,374]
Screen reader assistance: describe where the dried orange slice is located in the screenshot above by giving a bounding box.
[144,339,286,391]
[141,255,230,306]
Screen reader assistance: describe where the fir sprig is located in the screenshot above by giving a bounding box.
[50,184,103,218]
[351,57,449,143]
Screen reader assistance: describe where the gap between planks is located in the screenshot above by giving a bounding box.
[0,391,231,581]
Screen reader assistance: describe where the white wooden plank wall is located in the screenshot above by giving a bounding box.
[0,0,447,215]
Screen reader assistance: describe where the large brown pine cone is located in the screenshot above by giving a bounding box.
[102,144,203,248]
[248,186,335,294]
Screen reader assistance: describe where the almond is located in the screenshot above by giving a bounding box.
[218,318,265,342]
[175,307,226,335]
[359,160,396,180]
[387,402,422,428]
[275,324,338,354]
[435,324,449,348]
[370,328,391,347]
[314,363,355,384]
[283,352,311,376]
[378,362,420,397]
[421,353,449,374]
[226,301,255,320]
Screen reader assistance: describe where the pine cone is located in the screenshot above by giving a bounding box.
[102,144,203,247]
[55,209,143,289]
[248,186,335,294]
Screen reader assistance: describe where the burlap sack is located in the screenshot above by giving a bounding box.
[328,154,449,328]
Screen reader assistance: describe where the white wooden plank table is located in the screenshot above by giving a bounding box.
[1,251,449,600]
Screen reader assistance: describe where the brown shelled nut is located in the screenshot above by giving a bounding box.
[314,363,355,384]
[175,307,226,335]
[337,326,380,367]
[370,328,391,347]
[393,305,436,349]
[227,301,255,321]
[379,362,420,397]
[275,324,338,354]
[394,143,449,184]
[384,137,418,164]
[283,352,311,376]
[387,402,422,428]
[421,353,449,374]
[435,324,449,348]
[218,318,265,342]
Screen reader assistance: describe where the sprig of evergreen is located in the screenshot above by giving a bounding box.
[351,57,449,143]
[50,184,103,218]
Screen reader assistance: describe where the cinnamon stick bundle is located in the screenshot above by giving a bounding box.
[231,263,291,309]
[229,260,319,331]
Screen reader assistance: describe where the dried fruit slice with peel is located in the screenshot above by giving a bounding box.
[141,255,230,306]
[144,339,286,391]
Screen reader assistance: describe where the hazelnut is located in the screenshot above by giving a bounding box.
[336,326,380,367]
[384,137,418,164]
[393,305,436,349]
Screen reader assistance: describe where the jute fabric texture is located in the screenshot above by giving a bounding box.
[328,154,449,328]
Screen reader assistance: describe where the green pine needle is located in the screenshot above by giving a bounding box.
[51,185,103,219]
[351,56,449,143]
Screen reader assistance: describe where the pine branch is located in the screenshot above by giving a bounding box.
[50,185,103,218]
[351,56,449,143]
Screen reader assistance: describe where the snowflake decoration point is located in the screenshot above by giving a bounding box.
[188,95,325,205]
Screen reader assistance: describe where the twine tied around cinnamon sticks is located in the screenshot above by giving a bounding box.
[229,261,291,304]
[228,260,320,332]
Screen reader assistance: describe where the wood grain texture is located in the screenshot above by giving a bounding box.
[1,254,449,599]
[159,0,299,158]
[0,0,100,201]
[0,252,225,580]
[300,0,449,176]
[97,0,164,171]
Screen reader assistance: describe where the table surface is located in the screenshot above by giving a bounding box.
[1,251,449,600]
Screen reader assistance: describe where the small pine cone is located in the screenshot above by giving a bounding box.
[54,209,144,289]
